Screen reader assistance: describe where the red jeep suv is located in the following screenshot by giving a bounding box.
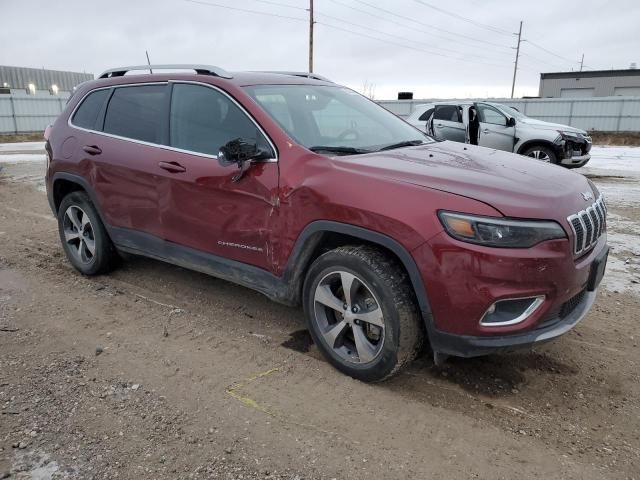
[45,65,608,382]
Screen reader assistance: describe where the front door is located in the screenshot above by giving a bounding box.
[476,103,515,152]
[156,82,278,271]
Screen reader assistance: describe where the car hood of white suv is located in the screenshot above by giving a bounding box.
[516,117,588,135]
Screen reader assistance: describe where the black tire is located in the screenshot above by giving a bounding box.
[57,191,118,275]
[522,145,558,164]
[302,246,423,382]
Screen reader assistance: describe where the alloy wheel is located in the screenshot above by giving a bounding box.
[62,205,96,264]
[527,149,551,162]
[312,270,385,364]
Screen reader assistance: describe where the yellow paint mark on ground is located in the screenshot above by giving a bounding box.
[225,367,280,417]
[225,366,338,436]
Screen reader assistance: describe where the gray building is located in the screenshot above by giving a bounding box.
[539,69,640,98]
[0,65,93,96]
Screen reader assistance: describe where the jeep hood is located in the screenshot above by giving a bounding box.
[334,141,594,220]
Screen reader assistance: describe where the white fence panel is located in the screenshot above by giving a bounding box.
[376,96,640,132]
[2,94,640,134]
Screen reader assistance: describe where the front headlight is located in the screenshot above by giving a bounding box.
[557,130,583,142]
[438,211,567,248]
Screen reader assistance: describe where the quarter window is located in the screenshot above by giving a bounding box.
[103,85,167,143]
[418,108,434,121]
[169,83,266,156]
[71,89,110,130]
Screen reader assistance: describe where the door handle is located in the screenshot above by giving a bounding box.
[436,123,443,128]
[158,161,186,173]
[482,129,490,134]
[82,145,102,155]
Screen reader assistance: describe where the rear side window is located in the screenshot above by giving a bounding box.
[418,108,434,121]
[71,89,110,130]
[434,105,461,123]
[103,85,167,143]
[169,83,266,156]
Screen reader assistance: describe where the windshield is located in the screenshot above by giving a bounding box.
[244,85,433,153]
[494,104,526,120]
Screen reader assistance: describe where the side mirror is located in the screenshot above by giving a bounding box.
[218,138,272,182]
[506,117,516,127]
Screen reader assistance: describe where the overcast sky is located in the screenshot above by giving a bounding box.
[1,0,638,99]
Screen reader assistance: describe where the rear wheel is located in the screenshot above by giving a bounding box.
[303,246,423,382]
[523,145,557,164]
[57,191,117,275]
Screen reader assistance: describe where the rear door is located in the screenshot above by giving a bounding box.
[431,105,465,142]
[476,103,515,152]
[156,81,279,270]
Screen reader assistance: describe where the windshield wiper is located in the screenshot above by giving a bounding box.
[309,146,372,155]
[378,140,426,151]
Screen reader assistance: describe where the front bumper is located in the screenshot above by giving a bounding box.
[559,153,590,167]
[413,230,607,357]
[554,135,592,167]
[428,289,596,357]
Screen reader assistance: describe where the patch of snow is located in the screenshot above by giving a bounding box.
[582,146,640,178]
[0,153,46,164]
[0,141,45,154]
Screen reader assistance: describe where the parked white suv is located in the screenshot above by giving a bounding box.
[406,101,592,168]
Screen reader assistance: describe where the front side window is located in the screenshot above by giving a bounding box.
[71,89,110,130]
[477,104,507,126]
[169,83,267,156]
[103,84,167,143]
[245,85,432,153]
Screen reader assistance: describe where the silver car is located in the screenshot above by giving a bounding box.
[406,101,592,168]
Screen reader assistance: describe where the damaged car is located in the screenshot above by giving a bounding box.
[406,101,592,168]
[46,65,607,382]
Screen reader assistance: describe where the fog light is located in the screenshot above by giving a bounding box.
[480,296,545,327]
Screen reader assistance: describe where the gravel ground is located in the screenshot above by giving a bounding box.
[0,147,639,479]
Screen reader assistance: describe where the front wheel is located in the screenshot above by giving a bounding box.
[522,145,558,164]
[303,246,423,382]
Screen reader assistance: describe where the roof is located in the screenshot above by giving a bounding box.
[95,65,333,87]
[540,69,640,80]
[0,65,93,91]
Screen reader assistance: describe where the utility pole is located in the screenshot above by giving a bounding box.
[145,50,153,74]
[510,20,522,99]
[308,0,314,73]
[579,53,584,71]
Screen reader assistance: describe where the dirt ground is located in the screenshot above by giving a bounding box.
[0,158,639,479]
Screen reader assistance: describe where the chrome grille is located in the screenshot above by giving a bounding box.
[567,195,607,255]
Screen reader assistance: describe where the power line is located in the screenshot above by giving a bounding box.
[316,21,511,70]
[523,39,576,64]
[238,0,307,11]
[411,0,513,36]
[350,0,513,51]
[326,0,515,62]
[317,11,515,66]
[184,0,307,22]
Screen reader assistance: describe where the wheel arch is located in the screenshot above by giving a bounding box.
[49,173,112,235]
[516,138,561,156]
[283,221,433,321]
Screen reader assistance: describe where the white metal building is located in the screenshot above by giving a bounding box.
[539,69,640,98]
[0,65,93,96]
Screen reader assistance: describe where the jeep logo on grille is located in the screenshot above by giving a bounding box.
[581,191,594,201]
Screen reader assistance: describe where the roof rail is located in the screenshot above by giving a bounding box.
[257,71,332,82]
[98,64,233,79]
